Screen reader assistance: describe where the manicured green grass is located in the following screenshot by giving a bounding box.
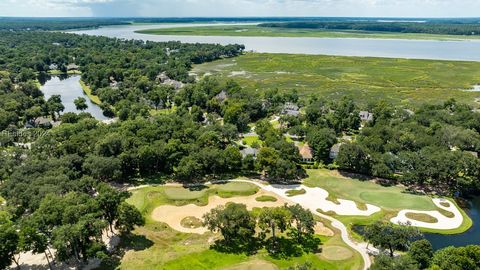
[193,53,480,106]
[286,189,307,197]
[120,184,364,270]
[242,136,262,147]
[305,169,437,211]
[256,195,278,202]
[307,170,473,235]
[137,25,480,41]
[214,182,259,197]
[405,213,438,223]
[79,80,102,105]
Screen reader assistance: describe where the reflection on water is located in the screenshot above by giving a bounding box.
[71,24,480,61]
[39,75,109,121]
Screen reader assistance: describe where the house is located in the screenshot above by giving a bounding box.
[240,147,258,159]
[156,72,184,90]
[329,143,344,160]
[215,90,228,102]
[156,72,169,83]
[466,151,479,158]
[25,117,51,128]
[67,64,79,71]
[359,111,374,122]
[282,102,300,117]
[298,144,313,163]
[48,63,58,70]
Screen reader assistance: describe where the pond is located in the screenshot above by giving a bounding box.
[424,197,480,250]
[39,74,109,121]
[71,24,480,62]
[352,197,480,250]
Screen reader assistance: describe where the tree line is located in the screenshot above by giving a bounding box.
[364,221,480,270]
[276,96,480,196]
[259,21,480,36]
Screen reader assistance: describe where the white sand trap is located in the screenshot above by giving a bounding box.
[391,198,463,230]
[261,184,381,216]
[229,71,247,77]
[151,190,288,234]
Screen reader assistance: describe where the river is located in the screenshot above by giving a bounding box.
[39,74,109,121]
[71,24,480,62]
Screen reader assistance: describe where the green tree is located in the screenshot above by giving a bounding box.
[306,128,337,161]
[74,97,88,111]
[46,95,64,120]
[203,203,256,250]
[258,206,292,252]
[0,219,19,269]
[115,202,145,234]
[408,239,433,269]
[364,221,422,257]
[336,143,372,175]
[285,204,315,243]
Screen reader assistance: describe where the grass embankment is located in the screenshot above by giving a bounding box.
[47,70,82,75]
[79,80,102,105]
[256,195,278,202]
[405,213,438,223]
[305,169,472,235]
[286,189,307,197]
[117,181,362,270]
[193,53,480,106]
[136,25,480,41]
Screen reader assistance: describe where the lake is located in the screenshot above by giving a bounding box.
[40,75,109,121]
[71,24,480,62]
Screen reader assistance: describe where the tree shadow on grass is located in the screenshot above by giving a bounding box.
[119,233,154,251]
[211,238,262,256]
[97,233,154,270]
[266,236,322,260]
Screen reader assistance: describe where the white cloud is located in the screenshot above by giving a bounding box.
[0,0,479,17]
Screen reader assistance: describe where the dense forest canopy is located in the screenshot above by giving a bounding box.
[0,30,244,129]
[259,21,480,35]
[1,19,480,268]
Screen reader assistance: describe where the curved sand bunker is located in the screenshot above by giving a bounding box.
[152,189,334,236]
[152,190,287,234]
[390,198,463,230]
[262,184,381,216]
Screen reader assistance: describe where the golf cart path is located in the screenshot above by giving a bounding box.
[391,198,463,230]
[230,180,373,270]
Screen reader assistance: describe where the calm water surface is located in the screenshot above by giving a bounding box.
[424,197,480,250]
[72,24,480,61]
[40,75,109,121]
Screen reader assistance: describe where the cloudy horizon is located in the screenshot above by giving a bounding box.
[0,0,479,18]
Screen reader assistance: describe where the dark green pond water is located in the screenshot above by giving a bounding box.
[424,197,480,250]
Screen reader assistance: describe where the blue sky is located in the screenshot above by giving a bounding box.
[0,0,478,17]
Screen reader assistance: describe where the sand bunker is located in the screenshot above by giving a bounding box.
[262,184,381,216]
[391,198,463,230]
[314,222,334,236]
[151,190,288,234]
